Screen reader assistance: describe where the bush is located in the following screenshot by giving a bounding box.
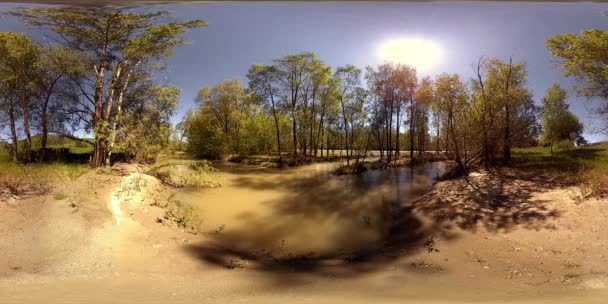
[579,167,608,199]
[556,139,575,151]
[151,159,221,188]
[183,110,226,159]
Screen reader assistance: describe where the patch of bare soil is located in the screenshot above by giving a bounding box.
[409,169,608,292]
[1,164,608,303]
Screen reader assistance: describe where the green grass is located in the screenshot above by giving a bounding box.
[53,192,68,200]
[512,142,608,198]
[0,160,90,197]
[150,158,221,188]
[512,142,608,172]
[1,144,90,197]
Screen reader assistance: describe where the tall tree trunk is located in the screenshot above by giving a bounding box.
[504,104,511,164]
[395,104,401,162]
[503,57,513,165]
[388,105,393,163]
[409,97,415,162]
[309,87,316,157]
[106,69,133,166]
[290,77,300,161]
[377,126,384,160]
[272,107,282,164]
[40,102,49,163]
[39,75,62,163]
[19,80,32,163]
[8,96,18,162]
[340,96,350,166]
[265,79,282,165]
[326,128,330,157]
[291,116,297,160]
[476,57,491,171]
[92,66,106,167]
[319,126,324,158]
[315,110,325,158]
[448,108,466,175]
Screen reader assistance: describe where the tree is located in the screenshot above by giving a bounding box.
[434,73,470,174]
[483,57,529,164]
[183,109,226,159]
[0,33,20,162]
[471,57,535,165]
[414,76,433,158]
[247,64,284,164]
[365,63,418,164]
[547,29,608,132]
[540,83,584,152]
[247,53,333,164]
[397,65,417,162]
[195,79,251,154]
[36,45,86,162]
[12,6,206,166]
[334,65,362,166]
[0,32,39,162]
[273,52,319,160]
[472,57,498,170]
[118,82,180,162]
[313,70,339,158]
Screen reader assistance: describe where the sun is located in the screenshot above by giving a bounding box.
[377,37,442,71]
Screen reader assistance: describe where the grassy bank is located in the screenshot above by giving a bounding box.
[0,154,90,200]
[149,158,222,188]
[512,142,608,171]
[511,142,608,198]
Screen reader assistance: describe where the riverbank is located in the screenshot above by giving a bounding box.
[227,150,449,168]
[2,154,608,303]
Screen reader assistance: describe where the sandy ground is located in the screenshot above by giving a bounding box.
[1,163,608,303]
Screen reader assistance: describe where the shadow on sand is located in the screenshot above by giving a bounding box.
[183,164,564,285]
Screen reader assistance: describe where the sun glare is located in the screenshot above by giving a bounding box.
[377,37,442,71]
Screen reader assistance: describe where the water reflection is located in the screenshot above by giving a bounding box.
[178,161,447,258]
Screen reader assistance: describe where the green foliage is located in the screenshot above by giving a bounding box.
[0,158,89,200]
[118,83,180,163]
[547,29,608,128]
[152,194,202,231]
[53,192,67,200]
[185,77,294,159]
[539,83,584,151]
[8,6,206,167]
[184,109,227,159]
[246,53,345,163]
[512,142,608,171]
[512,142,608,198]
[0,32,40,162]
[194,79,252,154]
[151,159,221,188]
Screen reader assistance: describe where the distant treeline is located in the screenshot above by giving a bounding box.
[184,54,585,173]
[2,6,605,173]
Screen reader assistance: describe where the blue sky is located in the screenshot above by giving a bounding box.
[2,1,608,142]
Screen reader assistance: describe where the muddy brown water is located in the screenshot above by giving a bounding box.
[175,161,447,258]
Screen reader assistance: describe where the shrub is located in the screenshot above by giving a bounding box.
[151,159,221,188]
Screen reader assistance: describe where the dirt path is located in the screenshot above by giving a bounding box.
[2,164,608,303]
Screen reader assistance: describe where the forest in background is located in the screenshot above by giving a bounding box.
[0,6,603,178]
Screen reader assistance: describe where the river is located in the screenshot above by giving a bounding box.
[175,161,447,258]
